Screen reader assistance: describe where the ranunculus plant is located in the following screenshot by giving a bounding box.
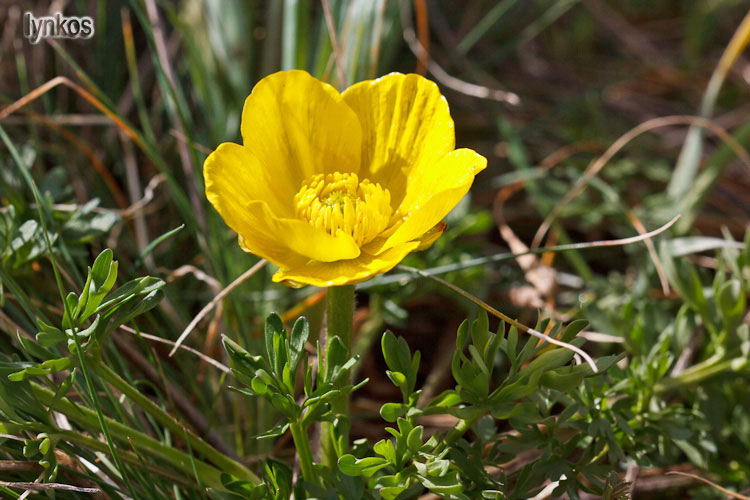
[204,70,486,287]
[204,70,487,475]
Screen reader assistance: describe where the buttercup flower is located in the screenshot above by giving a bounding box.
[204,70,486,287]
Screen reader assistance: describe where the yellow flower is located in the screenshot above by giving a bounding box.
[204,70,486,287]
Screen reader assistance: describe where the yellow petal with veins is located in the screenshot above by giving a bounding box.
[204,145,360,264]
[204,142,290,217]
[241,70,363,198]
[365,149,487,254]
[342,73,455,207]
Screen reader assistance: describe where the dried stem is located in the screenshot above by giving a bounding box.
[169,259,267,356]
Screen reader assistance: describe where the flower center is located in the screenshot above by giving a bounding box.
[294,172,393,246]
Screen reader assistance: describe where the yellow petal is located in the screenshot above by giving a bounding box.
[204,142,293,217]
[205,147,360,265]
[414,221,447,251]
[241,70,362,191]
[368,149,486,254]
[272,240,422,287]
[342,73,455,205]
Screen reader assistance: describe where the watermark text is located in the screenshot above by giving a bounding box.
[23,12,94,44]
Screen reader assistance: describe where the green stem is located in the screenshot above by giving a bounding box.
[290,421,318,485]
[89,359,260,484]
[31,383,225,488]
[320,284,355,469]
[655,355,747,394]
[443,410,484,446]
[326,285,355,349]
[47,428,196,488]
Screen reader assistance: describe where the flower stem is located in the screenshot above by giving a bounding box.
[89,358,260,484]
[326,285,355,349]
[320,284,355,469]
[290,421,318,485]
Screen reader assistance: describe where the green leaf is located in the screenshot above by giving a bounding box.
[35,320,66,348]
[471,310,489,353]
[560,319,588,342]
[489,402,539,421]
[419,470,463,495]
[406,426,423,453]
[490,369,543,404]
[380,402,407,422]
[62,292,78,330]
[269,392,298,418]
[74,272,93,321]
[506,326,518,362]
[338,454,388,477]
[90,248,114,289]
[456,320,469,351]
[0,362,51,424]
[521,347,575,375]
[288,316,309,374]
[8,357,73,382]
[264,313,283,367]
[256,420,290,440]
[381,331,412,374]
[16,332,54,361]
[326,335,349,381]
[96,277,164,313]
[468,345,490,376]
[425,390,462,411]
[717,279,745,330]
[373,438,397,465]
[517,331,539,365]
[140,224,184,260]
[250,376,268,395]
[110,289,163,329]
[222,335,266,380]
[80,257,118,321]
[407,350,421,396]
[65,315,102,353]
[386,370,406,387]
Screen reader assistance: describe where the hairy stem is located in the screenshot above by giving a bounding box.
[320,284,355,469]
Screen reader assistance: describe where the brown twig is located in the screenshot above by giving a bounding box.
[321,0,347,89]
[119,325,230,373]
[170,259,267,356]
[666,471,750,500]
[0,480,99,494]
[399,1,519,105]
[627,210,671,295]
[414,0,430,75]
